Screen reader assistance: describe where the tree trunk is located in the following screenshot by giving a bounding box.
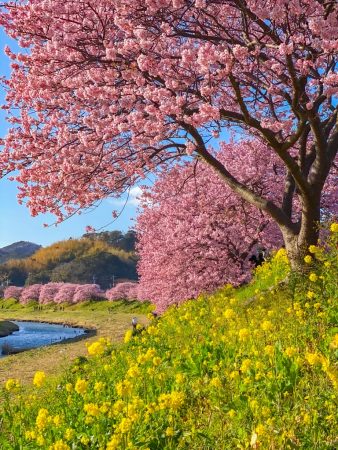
[281,194,321,271]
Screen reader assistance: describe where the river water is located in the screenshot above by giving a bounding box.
[0,321,85,357]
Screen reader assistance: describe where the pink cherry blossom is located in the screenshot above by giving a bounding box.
[20,284,42,304]
[106,282,138,301]
[72,284,106,303]
[3,286,23,301]
[39,282,64,304]
[136,141,284,312]
[0,0,337,268]
[53,283,77,304]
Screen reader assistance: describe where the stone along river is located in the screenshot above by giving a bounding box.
[0,321,86,357]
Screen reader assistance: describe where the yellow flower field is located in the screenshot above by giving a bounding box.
[0,226,337,449]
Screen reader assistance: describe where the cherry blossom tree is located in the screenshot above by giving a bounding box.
[20,284,41,304]
[106,282,139,301]
[39,282,64,304]
[136,141,287,310]
[0,0,337,268]
[3,286,23,301]
[73,284,105,303]
[54,283,77,304]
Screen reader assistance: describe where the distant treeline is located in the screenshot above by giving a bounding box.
[0,230,137,289]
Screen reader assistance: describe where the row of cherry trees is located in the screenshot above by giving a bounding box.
[2,282,139,304]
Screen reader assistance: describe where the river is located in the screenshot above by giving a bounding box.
[0,321,86,357]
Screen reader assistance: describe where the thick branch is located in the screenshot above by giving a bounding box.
[182,122,295,231]
[219,107,311,198]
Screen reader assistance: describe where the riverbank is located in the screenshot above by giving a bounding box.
[0,320,19,338]
[0,299,150,384]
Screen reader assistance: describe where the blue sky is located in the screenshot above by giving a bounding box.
[0,27,138,248]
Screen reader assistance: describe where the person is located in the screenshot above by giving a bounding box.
[131,317,138,330]
[249,248,267,267]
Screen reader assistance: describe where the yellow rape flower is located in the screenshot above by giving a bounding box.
[264,345,275,357]
[330,334,338,349]
[304,255,312,264]
[158,391,185,410]
[80,435,90,445]
[36,408,49,430]
[255,424,266,435]
[240,359,252,372]
[152,356,162,366]
[165,427,175,437]
[305,352,322,366]
[228,409,236,418]
[5,378,20,391]
[118,417,133,434]
[284,347,297,358]
[175,373,185,384]
[330,222,338,233]
[309,273,318,282]
[75,379,88,395]
[53,415,63,426]
[94,381,105,392]
[37,435,46,446]
[87,340,105,356]
[84,403,100,417]
[309,245,318,253]
[106,435,121,450]
[116,379,133,397]
[261,320,273,332]
[210,376,222,389]
[64,428,75,441]
[33,371,46,388]
[238,328,250,341]
[124,329,133,344]
[127,365,141,378]
[25,430,36,441]
[223,308,236,319]
[49,440,70,450]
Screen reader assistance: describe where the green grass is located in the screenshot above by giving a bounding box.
[0,300,151,386]
[0,229,337,449]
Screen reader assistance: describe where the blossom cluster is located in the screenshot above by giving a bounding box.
[106,282,139,301]
[136,141,284,312]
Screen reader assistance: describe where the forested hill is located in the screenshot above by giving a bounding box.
[0,230,137,289]
[0,241,42,264]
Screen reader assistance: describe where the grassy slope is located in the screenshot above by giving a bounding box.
[0,230,337,449]
[0,300,150,385]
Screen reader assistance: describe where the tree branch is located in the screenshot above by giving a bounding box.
[181,121,295,231]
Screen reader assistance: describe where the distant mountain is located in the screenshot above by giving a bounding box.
[0,232,137,288]
[0,241,41,264]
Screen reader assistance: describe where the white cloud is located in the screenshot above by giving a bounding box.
[106,186,143,207]
[128,186,142,206]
